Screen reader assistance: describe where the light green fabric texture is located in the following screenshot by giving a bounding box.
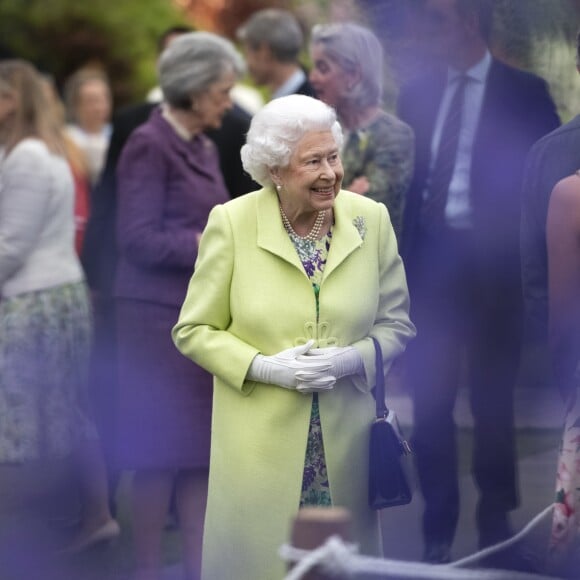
[173,187,416,580]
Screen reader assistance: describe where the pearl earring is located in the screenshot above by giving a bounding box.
[276,184,282,192]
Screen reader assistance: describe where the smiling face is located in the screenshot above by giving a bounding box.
[273,129,343,217]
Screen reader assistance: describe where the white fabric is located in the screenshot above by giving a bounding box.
[297,346,364,392]
[0,139,83,297]
[272,68,307,100]
[281,505,556,579]
[161,103,192,141]
[65,123,111,184]
[247,339,336,391]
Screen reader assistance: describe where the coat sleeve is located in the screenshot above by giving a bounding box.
[172,204,260,394]
[351,203,417,391]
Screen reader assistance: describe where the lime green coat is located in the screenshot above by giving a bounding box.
[173,188,416,580]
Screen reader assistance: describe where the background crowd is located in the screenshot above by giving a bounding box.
[1,1,580,579]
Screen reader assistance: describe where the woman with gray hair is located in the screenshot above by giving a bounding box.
[310,22,414,240]
[173,94,416,579]
[114,31,243,580]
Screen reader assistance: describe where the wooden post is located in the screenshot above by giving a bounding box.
[288,506,353,580]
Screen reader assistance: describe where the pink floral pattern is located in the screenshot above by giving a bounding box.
[549,387,580,571]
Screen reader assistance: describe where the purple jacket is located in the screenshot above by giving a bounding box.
[115,107,230,306]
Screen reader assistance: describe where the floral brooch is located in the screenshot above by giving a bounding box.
[353,216,367,240]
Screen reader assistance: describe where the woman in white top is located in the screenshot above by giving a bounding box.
[0,60,118,557]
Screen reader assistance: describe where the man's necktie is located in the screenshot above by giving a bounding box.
[421,75,468,231]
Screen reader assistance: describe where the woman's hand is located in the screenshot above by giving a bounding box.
[298,346,364,385]
[247,340,336,391]
[346,176,370,195]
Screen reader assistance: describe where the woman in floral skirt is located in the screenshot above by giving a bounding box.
[0,60,117,558]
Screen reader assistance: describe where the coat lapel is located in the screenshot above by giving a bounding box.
[323,192,364,282]
[256,188,363,280]
[152,110,217,181]
[256,188,307,275]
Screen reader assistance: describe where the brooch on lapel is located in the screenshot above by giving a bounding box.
[353,216,367,240]
[356,129,370,154]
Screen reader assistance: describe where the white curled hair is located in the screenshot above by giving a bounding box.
[241,94,343,187]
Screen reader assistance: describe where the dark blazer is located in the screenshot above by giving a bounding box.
[399,58,559,282]
[521,115,580,343]
[82,102,255,297]
[294,76,317,98]
[115,108,230,307]
[205,103,257,197]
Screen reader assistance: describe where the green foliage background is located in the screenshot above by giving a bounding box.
[0,0,187,105]
[2,0,580,119]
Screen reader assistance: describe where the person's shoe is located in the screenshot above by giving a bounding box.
[422,541,452,564]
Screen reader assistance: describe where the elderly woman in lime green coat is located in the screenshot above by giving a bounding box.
[172,95,416,580]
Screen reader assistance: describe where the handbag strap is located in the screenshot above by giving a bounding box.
[371,337,390,419]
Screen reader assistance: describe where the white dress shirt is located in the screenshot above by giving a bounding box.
[272,68,307,100]
[427,51,492,229]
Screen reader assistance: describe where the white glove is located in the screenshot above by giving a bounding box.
[295,378,336,394]
[297,346,364,384]
[247,340,336,390]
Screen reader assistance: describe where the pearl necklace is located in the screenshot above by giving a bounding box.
[280,206,326,242]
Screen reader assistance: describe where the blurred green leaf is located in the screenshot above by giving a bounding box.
[0,0,188,105]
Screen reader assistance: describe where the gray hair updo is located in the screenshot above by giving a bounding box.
[158,31,245,110]
[241,94,343,187]
[311,22,383,110]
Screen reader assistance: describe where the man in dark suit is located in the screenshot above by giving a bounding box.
[398,0,559,563]
[237,8,316,100]
[521,33,580,385]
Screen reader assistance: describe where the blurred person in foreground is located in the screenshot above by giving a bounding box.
[545,175,580,578]
[521,31,580,374]
[521,27,580,580]
[0,60,118,560]
[172,94,416,580]
[309,22,414,241]
[114,32,243,580]
[398,0,559,563]
[237,8,316,100]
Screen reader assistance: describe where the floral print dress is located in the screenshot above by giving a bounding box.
[286,228,334,507]
[0,282,96,461]
[549,385,580,574]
